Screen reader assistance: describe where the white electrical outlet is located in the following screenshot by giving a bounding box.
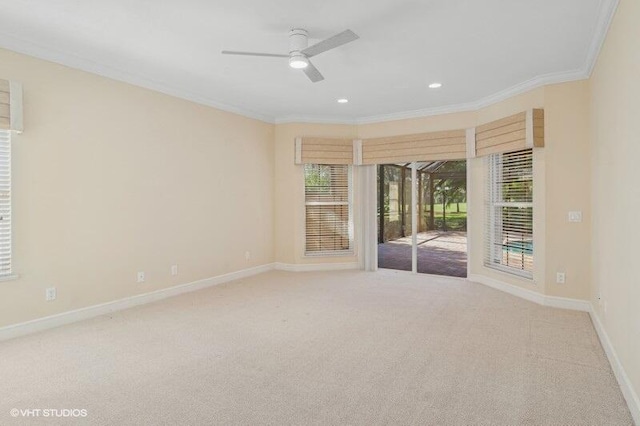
[568,211,583,223]
[245,251,251,261]
[171,265,178,276]
[137,271,145,283]
[556,272,566,284]
[45,287,56,301]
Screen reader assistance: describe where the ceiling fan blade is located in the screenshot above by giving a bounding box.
[302,61,324,83]
[221,50,289,58]
[302,30,359,57]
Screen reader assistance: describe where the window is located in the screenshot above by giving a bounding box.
[485,149,533,278]
[0,129,12,278]
[304,164,353,255]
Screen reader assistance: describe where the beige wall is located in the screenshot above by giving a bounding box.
[0,48,275,327]
[543,81,591,299]
[589,0,640,408]
[357,111,476,138]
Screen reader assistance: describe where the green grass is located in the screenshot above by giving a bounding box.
[422,203,467,230]
[383,202,468,232]
[424,203,467,216]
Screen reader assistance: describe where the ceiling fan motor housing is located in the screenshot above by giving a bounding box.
[288,28,309,68]
[289,28,309,55]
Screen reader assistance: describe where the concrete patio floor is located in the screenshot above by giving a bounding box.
[377,231,467,277]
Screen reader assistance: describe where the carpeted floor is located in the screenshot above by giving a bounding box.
[0,270,633,425]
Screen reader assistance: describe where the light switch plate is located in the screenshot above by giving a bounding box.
[568,211,582,222]
[45,287,56,301]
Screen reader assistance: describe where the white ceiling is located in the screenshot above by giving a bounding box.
[0,0,618,123]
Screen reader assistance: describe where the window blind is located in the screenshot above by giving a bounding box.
[0,129,12,277]
[304,164,353,255]
[485,149,533,278]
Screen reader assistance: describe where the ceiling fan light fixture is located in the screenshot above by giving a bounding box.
[289,54,309,69]
[222,28,358,83]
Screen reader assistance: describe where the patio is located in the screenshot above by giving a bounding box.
[377,231,467,277]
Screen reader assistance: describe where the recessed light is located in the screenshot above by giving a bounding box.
[337,98,349,104]
[429,82,442,89]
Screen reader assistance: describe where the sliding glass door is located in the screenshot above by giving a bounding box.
[377,161,468,277]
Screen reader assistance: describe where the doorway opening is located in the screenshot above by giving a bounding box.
[376,161,467,277]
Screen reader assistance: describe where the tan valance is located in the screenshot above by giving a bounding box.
[0,79,23,132]
[475,109,543,156]
[293,109,545,166]
[294,137,354,165]
[361,129,467,165]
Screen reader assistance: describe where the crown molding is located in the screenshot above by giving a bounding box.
[584,0,620,76]
[353,67,589,125]
[0,0,619,127]
[0,32,276,124]
[274,115,357,125]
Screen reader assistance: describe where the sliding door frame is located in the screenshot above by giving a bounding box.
[363,160,471,275]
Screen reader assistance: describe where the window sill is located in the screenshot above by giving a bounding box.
[484,264,533,281]
[0,274,20,283]
[304,251,355,258]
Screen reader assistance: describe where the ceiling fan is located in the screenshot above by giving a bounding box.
[222,28,359,83]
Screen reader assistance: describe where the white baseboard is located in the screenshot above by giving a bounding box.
[467,274,591,312]
[543,294,592,312]
[0,263,276,342]
[274,262,359,272]
[590,308,640,425]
